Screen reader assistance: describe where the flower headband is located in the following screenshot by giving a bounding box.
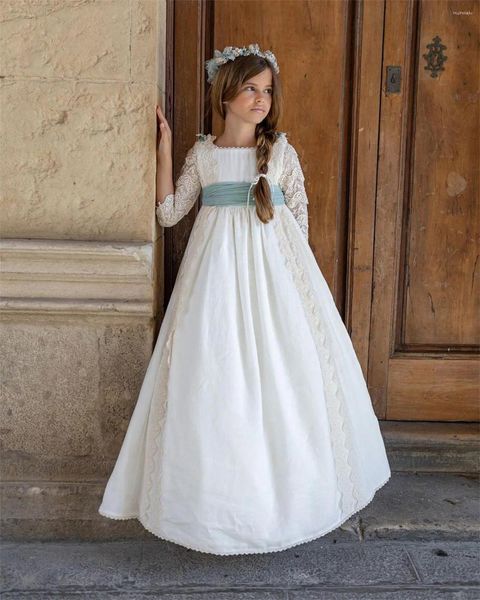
[205,43,280,84]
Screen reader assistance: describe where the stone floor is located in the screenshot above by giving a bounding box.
[1,473,479,599]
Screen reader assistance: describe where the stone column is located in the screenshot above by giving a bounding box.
[0,0,166,539]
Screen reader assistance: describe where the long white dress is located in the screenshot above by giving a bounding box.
[98,132,391,555]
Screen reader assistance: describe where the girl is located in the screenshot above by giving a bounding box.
[98,43,391,555]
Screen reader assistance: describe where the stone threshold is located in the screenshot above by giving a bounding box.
[380,420,479,474]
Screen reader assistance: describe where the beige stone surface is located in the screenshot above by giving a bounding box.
[1,1,131,80]
[0,0,161,241]
[1,78,157,241]
[1,319,153,481]
[0,0,167,539]
[0,239,155,309]
[132,0,160,83]
[0,237,160,481]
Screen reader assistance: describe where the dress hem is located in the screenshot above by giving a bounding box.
[98,471,391,556]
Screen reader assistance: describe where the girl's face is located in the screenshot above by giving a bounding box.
[225,68,273,123]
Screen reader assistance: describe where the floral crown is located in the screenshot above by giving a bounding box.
[205,43,280,84]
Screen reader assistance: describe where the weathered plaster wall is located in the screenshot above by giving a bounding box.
[0,0,166,539]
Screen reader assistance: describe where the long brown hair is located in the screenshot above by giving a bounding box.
[206,54,284,224]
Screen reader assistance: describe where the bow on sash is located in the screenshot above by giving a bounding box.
[246,174,274,208]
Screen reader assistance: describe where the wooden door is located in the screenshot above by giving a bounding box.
[169,0,479,422]
[368,0,479,421]
[169,0,356,309]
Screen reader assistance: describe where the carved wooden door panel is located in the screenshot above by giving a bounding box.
[368,0,479,421]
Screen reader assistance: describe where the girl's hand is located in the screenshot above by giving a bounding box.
[156,104,172,156]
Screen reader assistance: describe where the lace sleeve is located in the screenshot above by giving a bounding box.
[278,142,309,241]
[156,143,201,227]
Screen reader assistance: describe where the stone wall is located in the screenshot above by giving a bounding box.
[0,0,166,539]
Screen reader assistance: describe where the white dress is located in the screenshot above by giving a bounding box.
[98,132,391,555]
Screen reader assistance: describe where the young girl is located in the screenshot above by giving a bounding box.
[98,43,391,555]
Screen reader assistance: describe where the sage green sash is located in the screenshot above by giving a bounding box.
[201,179,285,207]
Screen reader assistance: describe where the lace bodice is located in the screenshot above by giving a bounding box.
[156,132,309,240]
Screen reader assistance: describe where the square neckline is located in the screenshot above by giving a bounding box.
[208,134,255,150]
[201,132,286,151]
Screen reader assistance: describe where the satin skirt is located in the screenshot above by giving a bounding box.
[98,204,391,555]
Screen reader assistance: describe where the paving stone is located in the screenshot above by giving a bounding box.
[1,540,479,599]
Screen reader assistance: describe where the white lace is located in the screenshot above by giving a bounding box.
[155,144,201,226]
[278,142,309,241]
[141,210,215,535]
[156,134,309,242]
[272,213,359,517]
